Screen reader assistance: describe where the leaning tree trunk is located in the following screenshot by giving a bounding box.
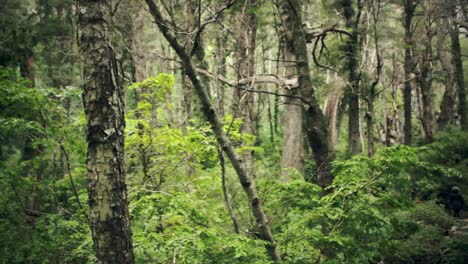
[275,0,333,187]
[77,1,135,263]
[144,0,280,261]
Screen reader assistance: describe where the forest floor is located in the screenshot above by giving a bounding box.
[451,217,468,236]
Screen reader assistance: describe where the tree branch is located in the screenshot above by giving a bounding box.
[190,0,239,56]
[304,23,352,43]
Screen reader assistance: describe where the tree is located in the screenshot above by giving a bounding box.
[435,9,456,130]
[77,1,135,263]
[342,0,364,155]
[403,0,416,145]
[275,0,333,187]
[278,8,306,180]
[449,0,468,130]
[144,0,281,261]
[417,0,436,143]
[365,0,383,157]
[233,0,258,178]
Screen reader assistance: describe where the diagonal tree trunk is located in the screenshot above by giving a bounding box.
[144,0,280,261]
[77,1,135,263]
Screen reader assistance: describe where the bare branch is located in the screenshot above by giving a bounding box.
[190,0,239,56]
[304,23,352,43]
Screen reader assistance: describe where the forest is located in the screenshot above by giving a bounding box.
[1,0,468,263]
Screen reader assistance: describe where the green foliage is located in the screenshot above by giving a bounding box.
[385,202,466,264]
[0,66,91,263]
[264,145,464,263]
[125,120,270,263]
[128,73,175,125]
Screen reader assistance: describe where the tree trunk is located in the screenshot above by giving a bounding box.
[145,1,281,261]
[324,85,342,151]
[403,0,415,145]
[436,18,456,130]
[180,74,192,131]
[275,0,333,187]
[235,0,258,177]
[418,5,435,143]
[77,1,135,263]
[366,0,382,157]
[218,147,240,234]
[215,31,227,117]
[449,0,468,130]
[342,0,363,155]
[280,43,305,181]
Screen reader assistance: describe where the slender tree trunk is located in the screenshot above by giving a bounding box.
[367,0,382,157]
[77,1,135,263]
[418,6,435,143]
[275,0,333,187]
[403,0,415,145]
[265,46,275,143]
[342,0,363,155]
[215,32,227,117]
[129,5,146,124]
[180,73,192,131]
[218,147,240,234]
[449,0,468,130]
[145,1,280,261]
[235,0,258,177]
[436,18,456,130]
[273,11,282,135]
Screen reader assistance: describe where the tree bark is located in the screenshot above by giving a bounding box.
[418,4,435,143]
[366,0,382,157]
[77,1,135,263]
[235,0,258,178]
[403,0,415,145]
[144,1,280,261]
[449,0,468,130]
[280,37,305,181]
[218,147,240,234]
[215,31,227,117]
[275,0,333,187]
[436,18,456,130]
[342,0,363,155]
